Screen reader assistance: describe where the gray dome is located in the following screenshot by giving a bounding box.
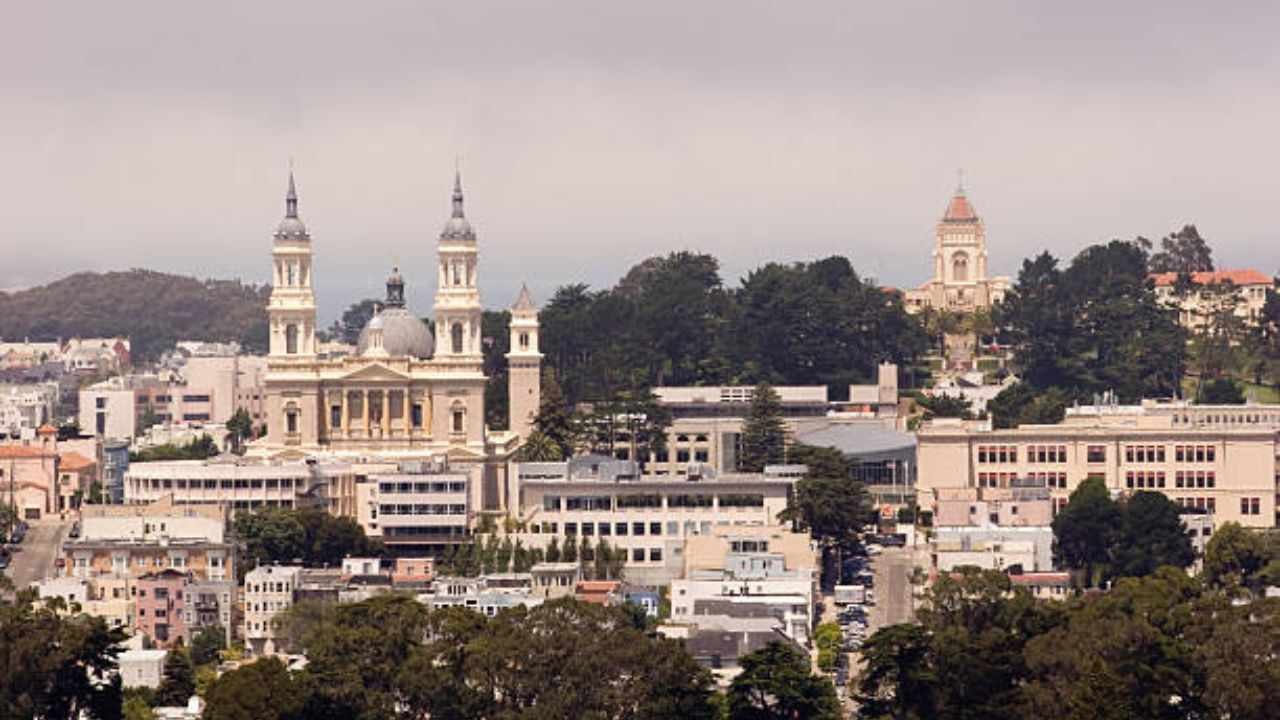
[275,216,309,240]
[357,307,434,359]
[441,214,474,240]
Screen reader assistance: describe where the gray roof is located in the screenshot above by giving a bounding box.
[512,283,536,312]
[795,421,916,459]
[357,307,434,359]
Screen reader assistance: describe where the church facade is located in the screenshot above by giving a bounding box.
[904,186,1010,314]
[252,171,540,468]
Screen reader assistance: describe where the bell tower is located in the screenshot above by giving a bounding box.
[268,172,318,358]
[433,171,484,363]
[506,284,542,441]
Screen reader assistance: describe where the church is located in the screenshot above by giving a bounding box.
[250,171,542,469]
[903,184,1010,314]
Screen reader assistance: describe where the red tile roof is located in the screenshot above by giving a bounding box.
[943,192,977,222]
[37,424,57,436]
[59,451,96,472]
[1009,572,1071,585]
[575,580,621,605]
[0,445,56,459]
[1150,269,1272,287]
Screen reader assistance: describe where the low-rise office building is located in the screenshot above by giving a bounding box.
[124,458,357,517]
[916,405,1278,528]
[511,457,801,585]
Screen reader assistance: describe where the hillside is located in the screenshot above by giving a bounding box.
[0,270,269,361]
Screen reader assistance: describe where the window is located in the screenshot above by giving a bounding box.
[564,523,577,535]
[633,522,646,536]
[95,397,106,409]
[451,323,464,354]
[632,548,646,562]
[615,522,628,536]
[330,406,341,428]
[599,523,611,536]
[452,409,465,433]
[411,403,423,428]
[649,548,663,562]
[650,522,662,536]
[286,411,298,435]
[543,496,561,512]
[519,332,529,349]
[285,324,299,354]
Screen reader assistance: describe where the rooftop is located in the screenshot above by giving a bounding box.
[1150,269,1271,287]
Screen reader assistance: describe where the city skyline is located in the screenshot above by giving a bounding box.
[3,1,1279,322]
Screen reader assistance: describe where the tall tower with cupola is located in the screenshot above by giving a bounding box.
[928,182,992,310]
[433,171,484,364]
[268,172,318,358]
[506,284,542,441]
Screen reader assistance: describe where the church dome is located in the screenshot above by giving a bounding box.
[356,267,433,359]
[275,215,309,239]
[440,171,475,240]
[357,307,434,359]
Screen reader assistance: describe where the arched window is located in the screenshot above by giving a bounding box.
[285,324,299,354]
[285,404,299,435]
[451,323,464,354]
[519,332,529,350]
[452,407,465,433]
[952,252,969,282]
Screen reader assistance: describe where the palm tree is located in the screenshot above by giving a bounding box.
[516,431,563,461]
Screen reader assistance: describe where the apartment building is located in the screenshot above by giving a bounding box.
[917,405,1278,528]
[63,497,234,582]
[511,457,801,584]
[0,382,58,431]
[243,565,302,656]
[1,425,98,519]
[180,354,268,425]
[79,375,218,440]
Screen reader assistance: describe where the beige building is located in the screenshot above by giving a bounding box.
[243,564,302,656]
[63,497,234,582]
[1152,269,1272,331]
[249,172,539,513]
[904,185,1011,314]
[181,354,268,425]
[0,425,98,518]
[917,405,1278,528]
[123,458,357,516]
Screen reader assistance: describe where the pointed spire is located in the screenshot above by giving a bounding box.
[285,170,299,219]
[512,283,536,312]
[451,170,466,218]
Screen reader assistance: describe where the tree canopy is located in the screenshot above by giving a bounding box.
[234,507,380,572]
[739,383,786,472]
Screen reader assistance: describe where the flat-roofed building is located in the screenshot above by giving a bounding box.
[64,497,234,583]
[511,457,801,585]
[917,405,1278,528]
[124,458,357,517]
[243,565,302,656]
[360,459,475,553]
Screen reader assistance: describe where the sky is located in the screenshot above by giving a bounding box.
[2,1,1279,323]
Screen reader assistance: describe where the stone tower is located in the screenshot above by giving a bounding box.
[928,184,990,310]
[433,172,484,362]
[506,284,542,441]
[267,171,318,358]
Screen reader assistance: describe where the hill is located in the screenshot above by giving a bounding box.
[0,269,269,361]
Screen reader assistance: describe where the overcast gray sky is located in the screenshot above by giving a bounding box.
[3,1,1278,322]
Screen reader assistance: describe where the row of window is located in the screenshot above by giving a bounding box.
[977,445,1019,464]
[1126,471,1167,489]
[543,493,761,511]
[531,519,715,537]
[1176,471,1216,489]
[977,472,1068,489]
[1125,445,1166,463]
[330,404,426,429]
[378,504,466,516]
[1177,497,1217,513]
[378,481,466,495]
[1242,497,1263,515]
[1174,445,1217,463]
[135,478,300,491]
[1026,445,1069,463]
[247,582,293,594]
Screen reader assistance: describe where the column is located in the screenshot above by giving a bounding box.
[341,391,350,439]
[381,390,390,436]
[362,389,370,437]
[401,388,410,435]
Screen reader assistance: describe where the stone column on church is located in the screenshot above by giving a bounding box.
[362,389,370,437]
[342,391,350,439]
[401,388,410,436]
[381,390,390,436]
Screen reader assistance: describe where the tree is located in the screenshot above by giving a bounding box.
[987,383,1067,429]
[515,430,562,461]
[336,298,380,345]
[529,368,578,458]
[122,695,155,720]
[225,408,254,454]
[1199,377,1245,404]
[190,625,227,667]
[0,595,126,720]
[203,657,307,720]
[138,403,159,435]
[1052,477,1121,586]
[783,445,872,551]
[482,309,511,430]
[728,641,841,720]
[1201,522,1275,592]
[155,649,195,707]
[1147,224,1214,274]
[916,393,974,420]
[1108,492,1195,580]
[739,383,786,472]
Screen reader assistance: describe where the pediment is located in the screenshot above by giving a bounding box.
[338,362,412,382]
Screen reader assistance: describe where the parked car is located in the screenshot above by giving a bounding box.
[0,551,10,569]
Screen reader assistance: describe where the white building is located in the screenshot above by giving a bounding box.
[117,648,168,689]
[124,458,357,517]
[243,565,303,656]
[510,458,801,585]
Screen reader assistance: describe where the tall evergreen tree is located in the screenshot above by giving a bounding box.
[739,383,787,471]
[154,649,195,707]
[528,368,577,458]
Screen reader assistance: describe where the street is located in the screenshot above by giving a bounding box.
[870,547,915,628]
[3,519,70,594]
